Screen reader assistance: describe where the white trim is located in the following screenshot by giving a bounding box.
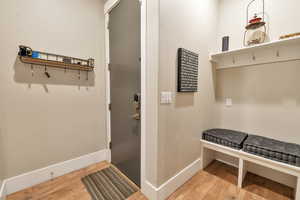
[140,0,147,195]
[4,149,109,195]
[104,11,112,163]
[296,177,300,200]
[142,0,160,197]
[104,0,121,14]
[157,159,201,200]
[0,181,6,200]
[145,159,201,200]
[143,181,159,200]
[141,0,161,197]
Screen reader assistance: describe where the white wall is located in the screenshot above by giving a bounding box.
[215,0,300,187]
[145,0,160,188]
[215,0,300,144]
[0,0,107,179]
[157,0,219,186]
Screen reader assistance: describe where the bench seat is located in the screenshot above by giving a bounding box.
[202,129,248,150]
[243,135,300,167]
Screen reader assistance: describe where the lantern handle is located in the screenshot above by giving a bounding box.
[246,0,265,25]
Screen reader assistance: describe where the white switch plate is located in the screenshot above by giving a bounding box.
[161,92,172,104]
[225,98,232,107]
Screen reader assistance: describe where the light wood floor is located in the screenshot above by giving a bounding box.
[7,160,294,200]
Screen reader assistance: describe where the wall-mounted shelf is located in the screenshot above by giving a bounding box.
[210,36,300,70]
[18,46,95,72]
[20,57,94,71]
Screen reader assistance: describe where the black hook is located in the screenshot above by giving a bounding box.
[44,66,51,78]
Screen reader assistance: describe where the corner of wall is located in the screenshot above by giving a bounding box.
[143,158,201,200]
[2,149,109,196]
[142,181,159,200]
[0,181,6,200]
[144,0,160,191]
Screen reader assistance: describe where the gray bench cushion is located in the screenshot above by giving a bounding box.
[243,135,300,167]
[202,129,248,150]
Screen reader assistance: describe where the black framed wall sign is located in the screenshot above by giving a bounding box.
[177,48,199,92]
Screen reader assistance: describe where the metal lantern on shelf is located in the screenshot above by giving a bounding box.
[243,0,267,46]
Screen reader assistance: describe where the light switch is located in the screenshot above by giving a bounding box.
[161,92,172,104]
[225,98,232,107]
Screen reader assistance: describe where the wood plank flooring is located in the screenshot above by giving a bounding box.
[7,160,294,200]
[168,161,294,200]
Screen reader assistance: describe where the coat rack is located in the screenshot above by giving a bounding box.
[210,35,300,70]
[18,45,95,79]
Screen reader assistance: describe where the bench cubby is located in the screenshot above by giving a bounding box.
[201,139,300,200]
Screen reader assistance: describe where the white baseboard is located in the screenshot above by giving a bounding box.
[2,151,200,200]
[143,181,159,200]
[144,158,201,200]
[0,181,6,200]
[3,149,109,196]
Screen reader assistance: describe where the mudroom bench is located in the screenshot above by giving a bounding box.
[200,135,300,200]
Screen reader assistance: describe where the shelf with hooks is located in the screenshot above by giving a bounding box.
[210,36,300,70]
[18,45,95,73]
[20,57,94,71]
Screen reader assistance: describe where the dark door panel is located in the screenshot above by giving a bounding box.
[109,0,141,186]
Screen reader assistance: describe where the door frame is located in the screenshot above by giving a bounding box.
[104,0,147,189]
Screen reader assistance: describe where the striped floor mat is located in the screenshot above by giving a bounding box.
[82,166,139,200]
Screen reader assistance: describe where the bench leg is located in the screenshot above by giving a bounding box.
[238,158,245,188]
[296,177,300,200]
[200,145,215,170]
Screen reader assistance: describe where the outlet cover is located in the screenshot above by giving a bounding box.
[161,92,172,104]
[225,98,232,107]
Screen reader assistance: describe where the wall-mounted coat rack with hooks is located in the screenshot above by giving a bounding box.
[18,45,95,78]
[210,36,300,70]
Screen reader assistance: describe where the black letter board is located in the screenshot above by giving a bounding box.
[177,48,199,92]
